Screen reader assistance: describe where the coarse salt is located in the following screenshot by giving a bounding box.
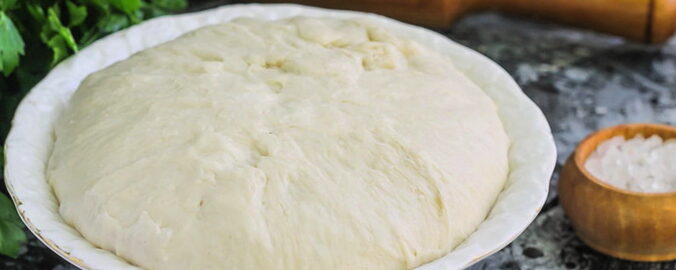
[584,134,676,193]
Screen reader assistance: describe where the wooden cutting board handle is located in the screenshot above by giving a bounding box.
[254,0,676,43]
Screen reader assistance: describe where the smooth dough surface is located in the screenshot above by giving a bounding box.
[48,17,509,270]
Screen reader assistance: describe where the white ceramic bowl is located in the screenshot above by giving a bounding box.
[4,4,556,270]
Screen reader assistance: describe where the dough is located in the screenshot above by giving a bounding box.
[47,17,509,270]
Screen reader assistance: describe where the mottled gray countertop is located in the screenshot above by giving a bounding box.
[2,7,675,270]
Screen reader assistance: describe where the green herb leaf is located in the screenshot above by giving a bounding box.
[0,11,24,76]
[0,193,25,258]
[0,0,18,11]
[110,0,142,15]
[97,13,129,33]
[46,35,69,66]
[46,6,77,53]
[81,0,112,15]
[26,4,46,24]
[151,0,187,12]
[66,1,87,27]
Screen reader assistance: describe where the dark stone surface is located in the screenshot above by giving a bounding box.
[1,6,675,270]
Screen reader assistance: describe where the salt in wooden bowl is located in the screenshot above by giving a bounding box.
[559,123,676,262]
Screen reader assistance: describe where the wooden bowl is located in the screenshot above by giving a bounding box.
[559,123,676,262]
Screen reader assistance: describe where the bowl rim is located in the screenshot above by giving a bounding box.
[574,123,676,197]
[4,3,557,270]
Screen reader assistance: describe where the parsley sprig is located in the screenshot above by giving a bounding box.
[1,0,188,76]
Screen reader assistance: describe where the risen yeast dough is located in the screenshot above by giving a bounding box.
[48,17,509,270]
